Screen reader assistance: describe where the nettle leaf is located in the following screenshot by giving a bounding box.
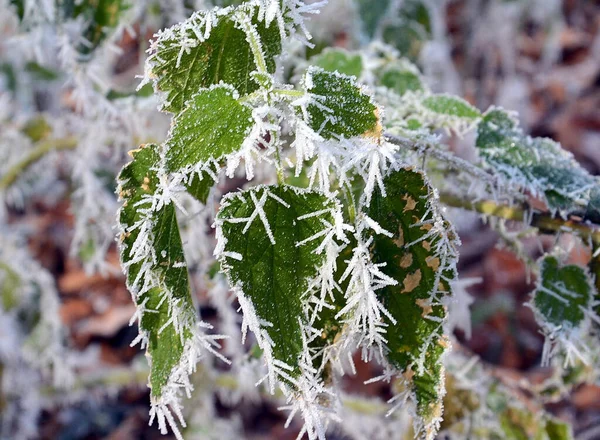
[216,185,337,381]
[366,168,458,437]
[118,144,197,401]
[185,175,214,204]
[421,94,481,120]
[311,48,363,78]
[476,108,599,214]
[146,4,282,113]
[301,66,380,140]
[165,85,253,172]
[532,256,592,329]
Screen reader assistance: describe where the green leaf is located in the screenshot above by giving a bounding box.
[148,5,282,113]
[185,175,214,204]
[311,49,363,78]
[356,0,430,60]
[216,185,337,380]
[355,0,391,37]
[532,256,592,329]
[366,168,458,435]
[0,261,20,311]
[545,419,573,440]
[302,66,380,140]
[165,85,253,173]
[585,185,600,223]
[379,63,424,96]
[64,0,128,51]
[476,108,598,214]
[118,144,196,399]
[422,95,480,120]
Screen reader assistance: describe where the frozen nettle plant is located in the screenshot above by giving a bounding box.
[2,0,599,439]
[118,0,600,439]
[115,1,600,439]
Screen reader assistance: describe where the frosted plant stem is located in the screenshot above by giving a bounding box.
[239,17,268,75]
[439,192,600,246]
[0,136,78,190]
[383,133,502,190]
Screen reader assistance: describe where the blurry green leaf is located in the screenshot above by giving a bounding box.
[149,5,282,113]
[379,64,424,96]
[311,49,363,78]
[545,418,573,440]
[64,0,129,51]
[165,85,253,172]
[355,0,391,37]
[367,168,457,434]
[22,117,52,142]
[302,66,380,140]
[25,62,60,81]
[0,262,20,311]
[422,95,480,120]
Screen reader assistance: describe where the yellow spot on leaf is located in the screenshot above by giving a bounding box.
[141,176,151,192]
[437,335,451,349]
[426,256,440,271]
[394,226,405,247]
[403,194,417,212]
[363,107,383,141]
[402,269,422,293]
[399,253,413,268]
[420,223,432,231]
[422,241,431,251]
[416,298,433,317]
[403,367,415,381]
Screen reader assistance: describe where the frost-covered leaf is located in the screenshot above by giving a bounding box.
[421,95,480,120]
[118,144,203,432]
[366,168,458,437]
[215,185,337,382]
[300,66,380,140]
[530,256,597,366]
[379,63,424,96]
[185,175,214,204]
[584,185,600,223]
[533,256,592,329]
[476,108,599,214]
[356,0,430,59]
[165,85,253,172]
[311,49,363,78]
[145,5,282,113]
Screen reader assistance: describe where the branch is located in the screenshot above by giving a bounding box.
[0,136,78,190]
[384,132,510,194]
[439,192,600,246]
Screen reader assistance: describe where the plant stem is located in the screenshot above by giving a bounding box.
[439,192,600,246]
[0,136,78,190]
[384,133,504,190]
[238,16,268,74]
[272,88,304,99]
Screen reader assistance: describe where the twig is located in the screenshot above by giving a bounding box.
[384,132,508,192]
[439,192,600,246]
[0,136,78,190]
